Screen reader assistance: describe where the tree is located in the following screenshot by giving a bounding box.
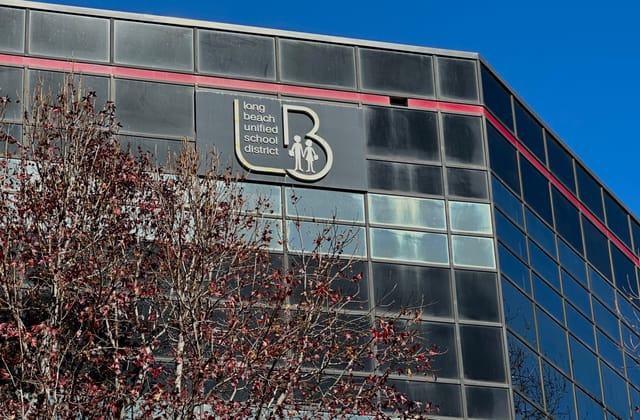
[0,77,439,419]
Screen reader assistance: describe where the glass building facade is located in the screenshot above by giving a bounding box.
[1,2,639,418]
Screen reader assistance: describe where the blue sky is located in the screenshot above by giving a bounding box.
[42,0,640,216]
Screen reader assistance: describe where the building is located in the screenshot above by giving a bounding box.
[0,1,639,418]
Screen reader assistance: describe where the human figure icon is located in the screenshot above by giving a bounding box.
[288,135,304,171]
[303,139,318,173]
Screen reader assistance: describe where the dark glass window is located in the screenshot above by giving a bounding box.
[558,240,587,285]
[496,210,527,260]
[562,270,591,317]
[415,322,457,378]
[0,66,23,121]
[29,70,109,105]
[389,380,462,417]
[115,79,194,137]
[632,219,640,256]
[197,30,275,80]
[279,39,355,88]
[542,363,576,420]
[610,245,637,296]
[529,241,559,290]
[601,363,628,418]
[533,274,563,323]
[593,299,619,342]
[566,303,595,349]
[442,113,484,165]
[508,335,542,406]
[446,167,488,199]
[359,48,433,97]
[465,386,511,420]
[536,307,570,373]
[499,244,530,294]
[114,21,193,71]
[121,136,187,166]
[367,160,442,195]
[575,386,604,419]
[487,122,519,193]
[365,107,439,162]
[455,270,499,322]
[514,100,545,163]
[552,187,583,253]
[492,176,523,227]
[525,208,556,258]
[570,338,601,399]
[604,192,632,249]
[437,57,478,102]
[521,159,552,225]
[0,7,24,53]
[576,164,604,222]
[461,325,506,382]
[372,263,451,317]
[546,133,576,193]
[589,267,615,310]
[583,217,612,280]
[481,65,513,131]
[502,278,536,345]
[29,11,109,62]
[597,331,623,373]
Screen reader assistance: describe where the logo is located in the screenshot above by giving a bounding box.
[233,99,333,182]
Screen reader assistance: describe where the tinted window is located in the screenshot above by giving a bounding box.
[115,21,193,71]
[198,30,275,79]
[593,299,620,342]
[461,325,506,382]
[456,270,499,321]
[365,107,439,162]
[437,57,478,102]
[499,244,531,294]
[583,217,612,280]
[465,386,511,420]
[558,239,587,285]
[632,219,640,256]
[121,136,186,166]
[446,167,488,199]
[285,187,364,222]
[604,192,631,248]
[601,363,628,418]
[502,278,536,345]
[546,133,576,193]
[367,160,442,195]
[597,331,622,373]
[529,241,559,290]
[390,380,462,417]
[575,386,603,419]
[116,79,194,137]
[29,11,109,62]
[487,123,519,193]
[442,113,484,165]
[508,336,543,406]
[521,159,552,225]
[279,39,355,88]
[566,303,594,349]
[359,48,434,97]
[495,209,527,260]
[562,270,591,316]
[576,164,604,221]
[533,274,563,323]
[369,194,445,230]
[0,7,24,53]
[552,187,583,253]
[525,208,556,257]
[570,338,601,398]
[0,66,23,121]
[492,176,523,227]
[287,221,364,257]
[481,65,513,131]
[514,100,545,163]
[29,70,109,104]
[370,228,448,264]
[536,308,569,373]
[415,322,458,378]
[610,245,637,296]
[372,263,451,317]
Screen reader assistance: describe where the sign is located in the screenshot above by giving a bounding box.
[196,89,366,190]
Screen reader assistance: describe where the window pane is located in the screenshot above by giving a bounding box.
[115,79,194,137]
[558,239,587,285]
[593,299,619,342]
[481,65,513,131]
[466,386,511,420]
[570,338,601,399]
[576,164,604,222]
[449,201,492,234]
[240,183,282,216]
[279,39,355,88]
[514,100,545,163]
[121,136,187,166]
[547,133,576,193]
[0,7,24,53]
[29,70,109,105]
[487,122,520,193]
[415,322,458,378]
[542,363,577,420]
[601,363,628,418]
[0,66,23,121]
[197,30,275,80]
[604,191,632,249]
[610,245,637,296]
[365,106,439,162]
[525,208,556,257]
[566,303,594,349]
[495,209,527,259]
[368,194,445,230]
[390,380,462,417]
[370,228,448,264]
[563,270,591,316]
[29,11,109,62]
[492,176,523,227]
[285,187,364,222]
[537,308,570,373]
[114,21,193,71]
[521,159,552,225]
[529,241,559,290]
[442,113,484,165]
[461,325,506,382]
[575,386,604,419]
[437,56,478,102]
[359,49,433,97]
[597,331,622,373]
[446,167,488,199]
[451,235,495,268]
[583,217,612,280]
[502,278,536,345]
[508,335,542,406]
[367,160,442,195]
[456,270,499,322]
[499,244,530,293]
[287,221,366,257]
[533,274,563,323]
[552,187,583,253]
[372,263,452,317]
[589,267,615,310]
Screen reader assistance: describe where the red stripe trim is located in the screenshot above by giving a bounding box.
[1,53,637,266]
